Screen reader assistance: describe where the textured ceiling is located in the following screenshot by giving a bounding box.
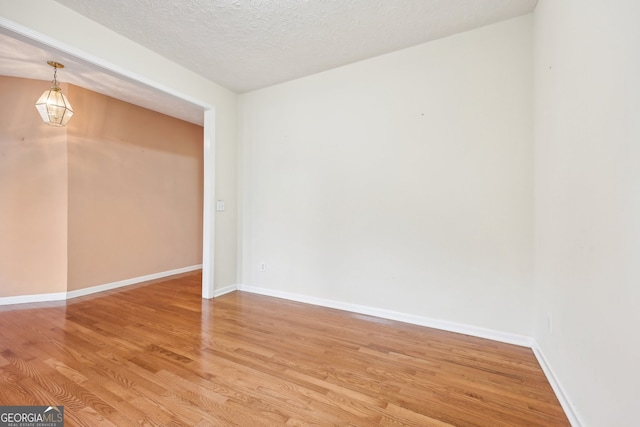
[52,0,537,93]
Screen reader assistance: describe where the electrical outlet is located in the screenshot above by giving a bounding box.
[547,313,553,334]
[259,262,266,272]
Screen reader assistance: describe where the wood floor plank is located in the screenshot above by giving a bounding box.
[0,271,570,426]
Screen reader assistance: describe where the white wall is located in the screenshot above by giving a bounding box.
[533,1,640,425]
[0,0,237,292]
[239,16,534,335]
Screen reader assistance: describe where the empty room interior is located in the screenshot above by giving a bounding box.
[0,0,638,426]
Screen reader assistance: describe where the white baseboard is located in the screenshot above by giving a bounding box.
[531,343,583,427]
[214,284,237,297]
[0,291,68,306]
[0,265,202,306]
[236,284,532,347]
[66,264,203,300]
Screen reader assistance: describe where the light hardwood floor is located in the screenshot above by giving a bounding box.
[0,272,569,426]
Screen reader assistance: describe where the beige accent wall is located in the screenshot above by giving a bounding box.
[1,0,238,294]
[0,76,68,297]
[0,76,203,297]
[67,85,203,291]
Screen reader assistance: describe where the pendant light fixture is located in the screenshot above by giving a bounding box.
[35,61,74,127]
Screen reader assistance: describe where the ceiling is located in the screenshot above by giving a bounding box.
[1,0,537,125]
[0,29,206,125]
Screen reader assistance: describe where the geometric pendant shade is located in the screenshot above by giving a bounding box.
[35,61,74,127]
